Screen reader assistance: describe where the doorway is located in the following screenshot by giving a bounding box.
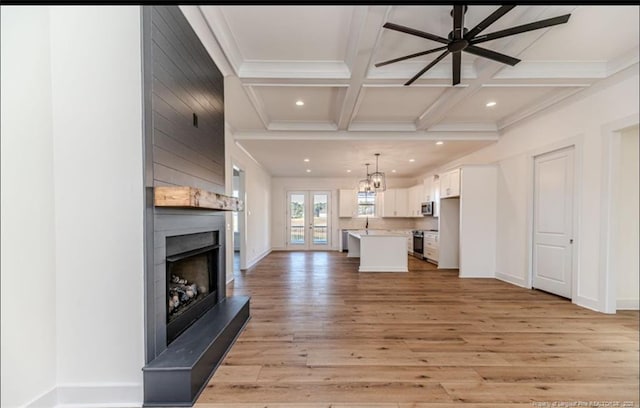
[610,124,639,310]
[232,165,246,272]
[532,146,575,299]
[286,191,331,250]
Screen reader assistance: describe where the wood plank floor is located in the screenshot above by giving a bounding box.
[196,251,639,408]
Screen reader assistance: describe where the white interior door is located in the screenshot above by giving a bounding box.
[287,191,331,250]
[532,146,575,298]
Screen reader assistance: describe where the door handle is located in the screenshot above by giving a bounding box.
[569,239,574,244]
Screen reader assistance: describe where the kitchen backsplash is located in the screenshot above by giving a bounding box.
[339,216,438,231]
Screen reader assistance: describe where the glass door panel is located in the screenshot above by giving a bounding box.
[287,191,331,250]
[312,193,329,246]
[288,192,306,246]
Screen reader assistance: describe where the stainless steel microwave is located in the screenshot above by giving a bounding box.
[421,201,433,215]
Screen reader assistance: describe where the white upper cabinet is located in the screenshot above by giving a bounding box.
[423,176,433,202]
[440,168,460,198]
[407,184,424,217]
[432,176,440,217]
[338,189,357,217]
[382,188,408,217]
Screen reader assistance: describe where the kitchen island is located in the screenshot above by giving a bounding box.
[347,230,409,272]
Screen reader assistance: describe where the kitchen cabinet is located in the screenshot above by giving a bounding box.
[432,176,440,218]
[424,231,439,264]
[423,176,433,202]
[381,188,408,217]
[338,189,357,217]
[407,184,424,217]
[423,175,441,217]
[436,165,497,276]
[440,168,460,198]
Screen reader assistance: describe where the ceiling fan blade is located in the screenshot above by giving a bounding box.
[465,5,515,40]
[405,50,450,86]
[470,14,571,44]
[375,46,448,68]
[453,5,465,40]
[383,22,449,45]
[465,45,520,66]
[452,51,461,85]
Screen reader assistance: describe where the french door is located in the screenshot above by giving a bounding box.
[287,191,331,250]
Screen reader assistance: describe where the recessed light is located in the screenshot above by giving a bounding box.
[296,100,305,106]
[486,101,497,107]
[392,169,397,173]
[436,141,444,145]
[304,158,310,162]
[346,169,351,173]
[306,169,311,173]
[409,159,415,162]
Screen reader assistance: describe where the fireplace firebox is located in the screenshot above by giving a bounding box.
[165,231,220,344]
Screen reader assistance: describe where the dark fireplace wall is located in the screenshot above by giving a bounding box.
[142,5,227,362]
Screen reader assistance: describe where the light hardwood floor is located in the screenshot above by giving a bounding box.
[196,251,639,408]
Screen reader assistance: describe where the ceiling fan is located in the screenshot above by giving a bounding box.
[375,5,571,86]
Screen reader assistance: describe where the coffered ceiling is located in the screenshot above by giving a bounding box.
[193,5,639,177]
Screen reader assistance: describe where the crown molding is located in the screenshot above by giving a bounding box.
[606,46,640,77]
[238,61,351,79]
[367,61,477,80]
[348,122,417,132]
[198,6,244,75]
[494,61,608,79]
[427,122,499,132]
[232,130,498,141]
[267,121,338,131]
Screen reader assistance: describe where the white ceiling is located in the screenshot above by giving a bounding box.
[198,5,639,178]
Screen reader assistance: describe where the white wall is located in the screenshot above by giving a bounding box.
[1,6,145,407]
[50,5,145,403]
[1,7,58,408]
[270,177,417,250]
[418,65,639,312]
[225,125,272,276]
[614,125,639,309]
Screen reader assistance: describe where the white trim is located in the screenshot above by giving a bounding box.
[427,122,498,132]
[599,114,640,314]
[573,295,601,313]
[606,47,640,77]
[348,122,417,132]
[526,136,583,304]
[495,272,529,288]
[245,248,272,269]
[616,299,640,310]
[232,130,499,141]
[268,121,338,131]
[197,6,244,74]
[24,386,57,408]
[494,61,607,79]
[178,6,234,77]
[239,61,351,79]
[25,384,143,408]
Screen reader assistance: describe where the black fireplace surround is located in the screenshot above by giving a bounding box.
[166,232,220,344]
[142,216,250,407]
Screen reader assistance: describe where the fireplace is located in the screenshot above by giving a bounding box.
[166,231,220,344]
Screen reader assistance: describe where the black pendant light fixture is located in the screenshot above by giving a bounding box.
[358,163,373,194]
[370,153,386,192]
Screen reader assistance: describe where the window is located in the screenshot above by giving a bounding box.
[357,192,376,217]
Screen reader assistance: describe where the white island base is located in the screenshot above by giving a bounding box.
[347,230,409,272]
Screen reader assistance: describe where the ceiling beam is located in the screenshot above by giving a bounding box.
[233,130,499,141]
[336,6,391,130]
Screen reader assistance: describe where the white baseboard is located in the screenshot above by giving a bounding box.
[495,272,529,288]
[245,248,271,269]
[24,386,57,408]
[573,295,602,313]
[25,383,143,408]
[617,298,640,310]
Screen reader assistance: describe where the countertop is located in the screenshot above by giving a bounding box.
[348,230,409,238]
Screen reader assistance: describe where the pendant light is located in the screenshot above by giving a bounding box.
[357,163,373,194]
[370,153,386,192]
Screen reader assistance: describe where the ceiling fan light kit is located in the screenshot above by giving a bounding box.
[376,5,571,86]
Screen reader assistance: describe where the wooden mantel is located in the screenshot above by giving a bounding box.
[154,186,243,211]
